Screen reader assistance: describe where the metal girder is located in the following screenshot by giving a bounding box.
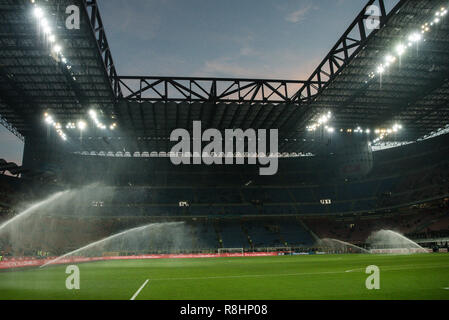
[115,76,318,104]
[291,0,397,103]
[81,0,121,98]
[279,0,410,146]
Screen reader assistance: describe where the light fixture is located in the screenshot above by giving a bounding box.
[33,7,44,19]
[52,44,62,54]
[306,111,332,132]
[369,5,449,81]
[396,43,407,56]
[385,55,396,63]
[377,65,385,74]
[45,115,54,125]
[39,18,49,28]
[43,113,68,141]
[77,120,87,131]
[66,122,76,129]
[42,25,51,35]
[408,32,422,43]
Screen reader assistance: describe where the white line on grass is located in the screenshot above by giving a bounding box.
[148,263,449,282]
[345,262,449,274]
[130,279,149,300]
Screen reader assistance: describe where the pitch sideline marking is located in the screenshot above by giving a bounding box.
[130,279,149,300]
[148,263,449,281]
[345,262,449,273]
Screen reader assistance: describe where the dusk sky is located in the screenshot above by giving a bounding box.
[0,0,390,165]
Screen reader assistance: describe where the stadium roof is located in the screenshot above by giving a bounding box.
[0,0,118,140]
[280,0,449,151]
[0,0,448,153]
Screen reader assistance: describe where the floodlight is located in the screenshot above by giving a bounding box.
[385,55,396,63]
[44,115,54,125]
[40,18,49,28]
[377,65,385,74]
[77,121,87,131]
[33,7,44,19]
[52,44,62,54]
[42,25,51,35]
[408,33,421,43]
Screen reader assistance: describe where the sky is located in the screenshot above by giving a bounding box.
[99,0,364,78]
[0,0,369,165]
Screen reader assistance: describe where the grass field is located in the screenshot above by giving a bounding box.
[0,253,448,300]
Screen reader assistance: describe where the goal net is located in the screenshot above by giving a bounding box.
[218,248,244,256]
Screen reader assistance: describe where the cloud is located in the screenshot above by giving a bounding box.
[196,47,321,81]
[240,47,256,56]
[285,4,315,23]
[198,58,257,78]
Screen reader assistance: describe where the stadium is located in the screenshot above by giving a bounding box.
[0,0,448,302]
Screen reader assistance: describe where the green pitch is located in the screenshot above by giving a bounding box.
[1,254,448,300]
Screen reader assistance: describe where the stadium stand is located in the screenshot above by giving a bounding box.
[1,132,448,256]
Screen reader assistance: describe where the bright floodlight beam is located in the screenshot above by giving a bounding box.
[396,44,406,56]
[33,7,44,19]
[39,18,49,28]
[45,116,53,125]
[52,44,62,54]
[385,55,396,63]
[77,121,87,131]
[377,65,385,74]
[408,32,422,43]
